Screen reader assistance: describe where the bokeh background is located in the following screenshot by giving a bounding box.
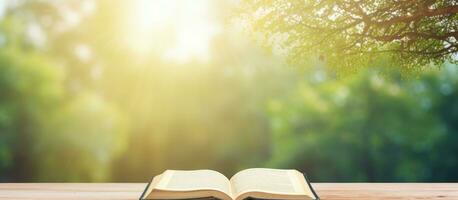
[1,0,458,182]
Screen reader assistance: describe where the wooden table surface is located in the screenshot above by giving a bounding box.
[0,183,457,200]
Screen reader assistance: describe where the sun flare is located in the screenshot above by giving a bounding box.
[126,0,220,63]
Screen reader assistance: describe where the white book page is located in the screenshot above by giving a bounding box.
[230,168,309,197]
[155,170,232,195]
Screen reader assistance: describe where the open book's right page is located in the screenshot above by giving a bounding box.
[230,168,315,200]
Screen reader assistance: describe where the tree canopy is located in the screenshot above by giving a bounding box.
[240,0,458,73]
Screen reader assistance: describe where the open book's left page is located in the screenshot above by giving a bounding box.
[143,170,233,200]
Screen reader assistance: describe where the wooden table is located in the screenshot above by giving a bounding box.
[0,183,457,200]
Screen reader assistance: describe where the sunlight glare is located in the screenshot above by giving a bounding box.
[126,0,220,63]
[134,0,173,32]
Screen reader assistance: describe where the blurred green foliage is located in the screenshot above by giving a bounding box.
[267,64,458,181]
[0,47,63,180]
[0,0,457,182]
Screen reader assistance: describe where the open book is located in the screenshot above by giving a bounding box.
[140,168,319,200]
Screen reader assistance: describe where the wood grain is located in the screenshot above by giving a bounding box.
[0,183,457,200]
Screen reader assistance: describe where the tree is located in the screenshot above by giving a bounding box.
[0,47,63,181]
[240,0,458,73]
[0,13,128,181]
[36,93,128,181]
[5,0,297,180]
[266,63,458,181]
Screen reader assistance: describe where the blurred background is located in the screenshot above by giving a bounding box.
[1,0,458,182]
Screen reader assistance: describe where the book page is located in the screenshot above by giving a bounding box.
[155,170,232,196]
[230,168,310,197]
